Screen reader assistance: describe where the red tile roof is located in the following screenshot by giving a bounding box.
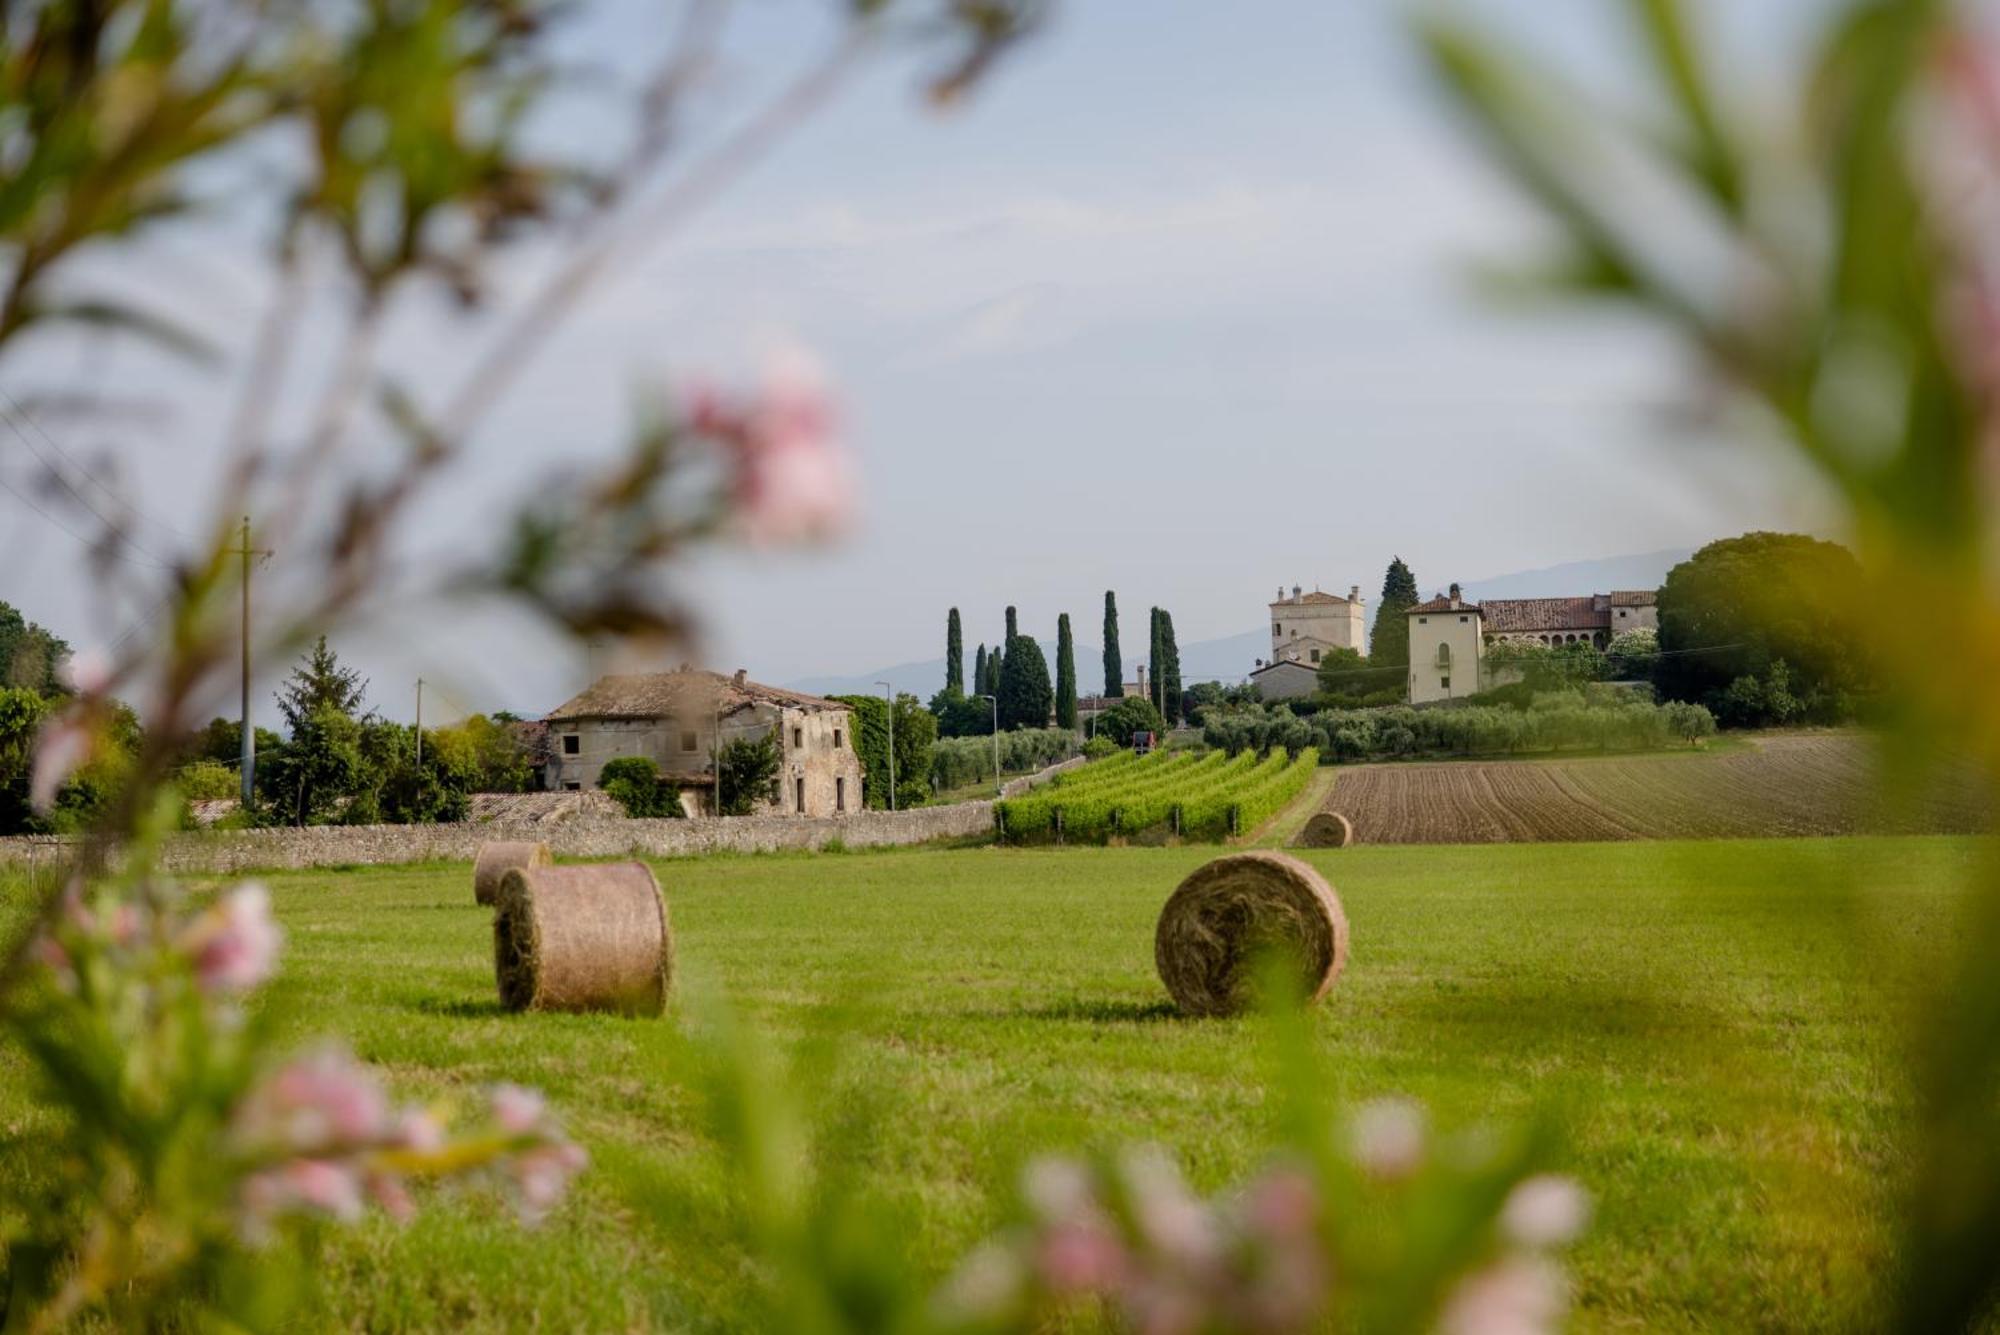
[1409,595,1479,615]
[1608,590,1657,607]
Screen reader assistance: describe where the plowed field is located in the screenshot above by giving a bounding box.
[1330,733,1991,844]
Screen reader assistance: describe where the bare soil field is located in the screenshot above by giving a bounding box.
[1330,733,1992,844]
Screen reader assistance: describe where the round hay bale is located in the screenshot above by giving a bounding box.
[1294,811,1355,849]
[493,862,672,1015]
[1154,851,1348,1018]
[473,840,552,907]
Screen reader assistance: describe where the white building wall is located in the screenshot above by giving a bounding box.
[1407,607,1485,705]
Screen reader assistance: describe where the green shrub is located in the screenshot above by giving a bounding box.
[176,759,238,802]
[1091,695,1164,746]
[598,756,683,818]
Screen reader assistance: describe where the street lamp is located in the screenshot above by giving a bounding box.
[876,681,896,812]
[977,693,1000,796]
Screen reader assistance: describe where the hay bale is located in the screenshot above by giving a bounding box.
[473,840,553,907]
[493,862,673,1015]
[1293,811,1355,849]
[1154,851,1348,1018]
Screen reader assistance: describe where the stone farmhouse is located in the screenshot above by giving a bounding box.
[1250,583,1368,701]
[542,668,864,817]
[1405,584,1660,704]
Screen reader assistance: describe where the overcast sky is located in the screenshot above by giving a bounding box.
[0,0,1839,723]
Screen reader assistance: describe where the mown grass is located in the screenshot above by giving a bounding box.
[0,836,1983,1331]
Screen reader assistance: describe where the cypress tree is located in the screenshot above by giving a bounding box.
[1148,608,1165,715]
[1005,606,1018,644]
[946,608,964,694]
[1055,613,1078,730]
[1102,591,1123,697]
[973,644,987,697]
[1370,557,1420,667]
[998,634,1053,730]
[1159,609,1183,724]
[986,643,1002,697]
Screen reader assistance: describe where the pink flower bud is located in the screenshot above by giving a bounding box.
[1439,1257,1566,1335]
[29,715,90,814]
[1349,1098,1426,1180]
[490,1083,546,1135]
[1498,1175,1590,1249]
[183,881,282,994]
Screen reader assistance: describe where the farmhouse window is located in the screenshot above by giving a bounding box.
[680,730,698,752]
[792,726,803,748]
[796,777,806,813]
[834,728,843,749]
[1418,617,1428,625]
[1440,676,1451,690]
[1273,622,1281,635]
[836,777,846,811]
[561,734,579,755]
[563,781,580,792]
[1310,649,1320,663]
[1459,615,1469,623]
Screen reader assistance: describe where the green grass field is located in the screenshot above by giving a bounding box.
[0,836,1982,1331]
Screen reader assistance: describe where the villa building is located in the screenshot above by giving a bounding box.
[542,668,864,817]
[1405,585,1660,704]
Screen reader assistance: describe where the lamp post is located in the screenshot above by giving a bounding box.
[876,681,896,812]
[978,693,1000,796]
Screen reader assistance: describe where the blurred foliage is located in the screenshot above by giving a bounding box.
[1417,0,2000,1323]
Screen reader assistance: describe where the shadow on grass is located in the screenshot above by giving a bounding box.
[412,996,511,1019]
[1009,997,1190,1024]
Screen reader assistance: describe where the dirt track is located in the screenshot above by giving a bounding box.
[1328,734,1991,844]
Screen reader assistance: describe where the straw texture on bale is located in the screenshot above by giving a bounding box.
[473,840,552,906]
[1293,811,1355,849]
[493,862,673,1015]
[1153,851,1348,1018]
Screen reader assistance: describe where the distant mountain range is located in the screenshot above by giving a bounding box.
[785,548,1693,698]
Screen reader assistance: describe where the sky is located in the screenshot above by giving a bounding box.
[0,0,1840,724]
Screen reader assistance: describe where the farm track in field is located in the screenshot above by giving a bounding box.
[1329,733,1992,844]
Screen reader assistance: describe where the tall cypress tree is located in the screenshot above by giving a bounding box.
[1159,609,1183,724]
[998,634,1053,731]
[984,644,1001,697]
[946,608,964,694]
[1370,557,1420,666]
[972,644,987,697]
[1055,613,1078,730]
[1005,606,1018,644]
[1148,608,1165,715]
[1102,591,1123,697]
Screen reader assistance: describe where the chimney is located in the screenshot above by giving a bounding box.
[1276,585,1284,602]
[1292,584,1301,601]
[1448,582,1462,608]
[732,668,747,687]
[1349,585,1360,602]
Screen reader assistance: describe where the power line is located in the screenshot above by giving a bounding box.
[0,457,170,568]
[0,390,194,545]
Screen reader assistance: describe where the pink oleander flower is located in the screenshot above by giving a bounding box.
[240,1158,366,1237]
[1438,1256,1566,1335]
[503,1139,589,1225]
[57,649,110,696]
[1118,1146,1219,1268]
[1498,1175,1591,1250]
[1349,1098,1427,1180]
[490,1082,547,1135]
[181,881,282,994]
[236,1047,391,1154]
[689,351,856,547]
[29,714,90,813]
[1035,1218,1130,1294]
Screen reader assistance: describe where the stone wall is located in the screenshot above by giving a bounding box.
[0,757,1085,876]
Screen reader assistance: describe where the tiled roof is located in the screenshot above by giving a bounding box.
[1270,591,1355,607]
[1409,595,1479,615]
[546,669,843,721]
[1608,590,1657,607]
[1250,659,1320,678]
[1481,597,1610,634]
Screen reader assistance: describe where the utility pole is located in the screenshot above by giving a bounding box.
[414,678,424,767]
[235,516,271,808]
[876,681,896,812]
